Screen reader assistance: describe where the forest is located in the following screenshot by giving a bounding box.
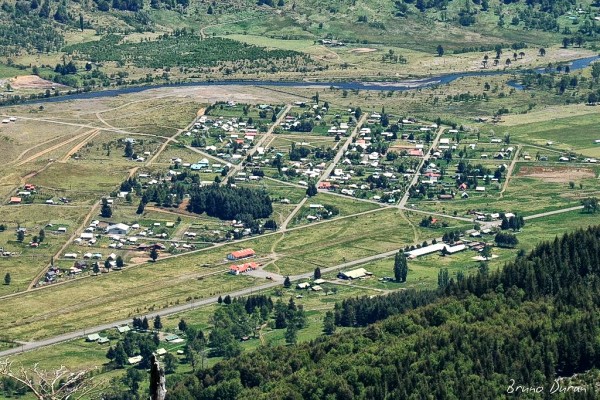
[187,184,273,221]
[157,226,600,399]
[64,33,311,70]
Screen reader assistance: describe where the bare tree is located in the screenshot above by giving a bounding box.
[0,359,102,400]
[149,354,166,400]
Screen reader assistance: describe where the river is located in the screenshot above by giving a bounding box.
[10,55,600,105]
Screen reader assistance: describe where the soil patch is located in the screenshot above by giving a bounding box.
[350,48,377,53]
[517,166,595,183]
[9,75,67,90]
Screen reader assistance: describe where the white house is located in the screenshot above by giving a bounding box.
[106,223,131,235]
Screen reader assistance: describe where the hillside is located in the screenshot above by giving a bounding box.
[1,0,599,90]
[161,227,600,399]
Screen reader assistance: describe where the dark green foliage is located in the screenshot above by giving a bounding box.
[153,315,162,330]
[393,251,407,282]
[187,185,272,221]
[163,227,600,399]
[64,34,307,70]
[306,183,317,197]
[495,232,519,248]
[149,247,158,261]
[582,197,599,214]
[100,198,112,218]
[4,272,10,285]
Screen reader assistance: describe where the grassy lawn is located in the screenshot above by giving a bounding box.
[499,112,600,157]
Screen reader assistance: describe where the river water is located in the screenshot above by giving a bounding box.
[12,55,600,105]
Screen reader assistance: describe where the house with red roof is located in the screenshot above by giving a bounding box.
[229,262,259,275]
[227,248,256,260]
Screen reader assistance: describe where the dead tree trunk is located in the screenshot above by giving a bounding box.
[149,354,166,400]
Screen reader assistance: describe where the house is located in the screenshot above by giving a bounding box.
[80,232,94,241]
[311,285,323,291]
[64,253,78,259]
[165,334,180,342]
[128,356,143,365]
[408,149,424,157]
[227,248,256,260]
[97,337,110,344]
[444,244,466,254]
[229,262,258,275]
[58,227,67,233]
[405,243,446,259]
[106,223,130,235]
[475,186,486,192]
[87,333,101,342]
[338,267,371,280]
[296,282,311,289]
[313,278,325,285]
[116,325,131,334]
[155,348,167,356]
[9,197,22,204]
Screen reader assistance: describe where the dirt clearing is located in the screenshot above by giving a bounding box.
[8,75,67,90]
[517,166,595,183]
[350,48,377,53]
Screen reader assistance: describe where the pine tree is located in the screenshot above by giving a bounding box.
[4,273,11,285]
[323,311,336,335]
[142,316,149,331]
[124,141,134,158]
[154,315,162,330]
[314,267,321,280]
[283,276,291,288]
[116,256,124,268]
[114,342,127,368]
[38,229,45,243]
[150,247,158,262]
[285,322,298,345]
[136,200,145,215]
[394,251,408,282]
[101,198,112,218]
[306,183,318,197]
[178,319,187,332]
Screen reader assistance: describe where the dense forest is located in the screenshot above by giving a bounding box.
[159,226,600,399]
[64,32,310,69]
[187,184,273,221]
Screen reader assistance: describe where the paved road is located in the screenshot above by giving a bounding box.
[523,205,584,220]
[0,243,410,359]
